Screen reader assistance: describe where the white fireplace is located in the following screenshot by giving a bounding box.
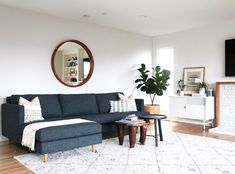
[209,82,235,135]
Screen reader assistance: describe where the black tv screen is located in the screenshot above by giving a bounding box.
[225,39,235,76]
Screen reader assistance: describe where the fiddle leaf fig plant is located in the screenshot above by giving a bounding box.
[135,64,171,105]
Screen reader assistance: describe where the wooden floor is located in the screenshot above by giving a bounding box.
[0,141,32,174]
[1,121,235,174]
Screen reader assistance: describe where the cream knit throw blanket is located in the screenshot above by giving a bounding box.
[22,118,92,151]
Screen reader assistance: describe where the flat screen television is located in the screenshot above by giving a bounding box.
[225,39,235,76]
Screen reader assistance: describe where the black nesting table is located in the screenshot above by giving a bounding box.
[139,114,167,146]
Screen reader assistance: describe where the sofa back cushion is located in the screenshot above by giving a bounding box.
[95,92,121,113]
[9,94,62,119]
[59,94,99,117]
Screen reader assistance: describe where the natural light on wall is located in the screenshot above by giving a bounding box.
[157,47,174,115]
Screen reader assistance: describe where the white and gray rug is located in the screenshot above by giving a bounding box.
[14,130,235,174]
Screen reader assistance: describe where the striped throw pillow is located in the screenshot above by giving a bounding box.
[110,100,128,112]
[118,93,137,111]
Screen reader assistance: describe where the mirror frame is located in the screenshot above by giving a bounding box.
[51,40,94,87]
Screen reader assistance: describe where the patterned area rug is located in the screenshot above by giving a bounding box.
[14,130,235,174]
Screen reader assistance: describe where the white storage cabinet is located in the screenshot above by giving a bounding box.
[169,96,214,129]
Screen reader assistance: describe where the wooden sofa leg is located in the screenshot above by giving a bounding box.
[43,154,48,163]
[91,145,97,153]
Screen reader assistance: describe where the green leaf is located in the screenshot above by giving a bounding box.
[140,86,147,92]
[137,83,144,89]
[141,63,146,69]
[135,79,142,83]
[155,66,161,73]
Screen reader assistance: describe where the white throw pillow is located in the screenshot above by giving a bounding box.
[19,97,44,123]
[118,93,137,111]
[110,100,128,112]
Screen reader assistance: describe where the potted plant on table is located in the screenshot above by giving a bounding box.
[198,82,208,94]
[135,64,170,114]
[177,80,186,96]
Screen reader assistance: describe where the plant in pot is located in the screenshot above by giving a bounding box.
[198,82,208,94]
[135,64,170,114]
[177,80,186,96]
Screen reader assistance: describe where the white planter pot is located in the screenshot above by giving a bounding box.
[199,88,205,94]
[180,91,184,96]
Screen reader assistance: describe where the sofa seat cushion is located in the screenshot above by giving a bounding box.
[9,94,62,119]
[60,94,99,117]
[36,122,101,142]
[95,92,121,113]
[19,118,62,134]
[75,111,149,124]
[20,119,101,142]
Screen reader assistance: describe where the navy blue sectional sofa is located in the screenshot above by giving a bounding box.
[1,92,148,159]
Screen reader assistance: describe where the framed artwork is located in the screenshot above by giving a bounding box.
[183,67,205,95]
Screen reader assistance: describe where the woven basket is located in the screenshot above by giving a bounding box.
[144,104,160,114]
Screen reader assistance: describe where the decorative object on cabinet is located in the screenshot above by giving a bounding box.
[169,96,214,130]
[198,82,209,95]
[177,79,186,96]
[51,40,94,87]
[135,63,171,114]
[207,88,213,96]
[183,67,205,95]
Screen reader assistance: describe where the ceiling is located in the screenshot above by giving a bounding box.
[1,0,235,36]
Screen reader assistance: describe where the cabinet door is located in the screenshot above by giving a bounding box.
[169,97,187,117]
[185,97,205,120]
[185,105,205,119]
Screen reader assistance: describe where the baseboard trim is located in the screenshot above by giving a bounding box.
[209,127,235,136]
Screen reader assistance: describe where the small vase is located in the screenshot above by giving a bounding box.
[180,91,184,96]
[199,88,205,94]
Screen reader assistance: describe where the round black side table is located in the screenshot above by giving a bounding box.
[139,114,167,146]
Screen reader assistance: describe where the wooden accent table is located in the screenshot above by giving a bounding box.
[115,120,149,148]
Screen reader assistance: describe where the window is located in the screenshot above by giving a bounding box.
[156,47,174,114]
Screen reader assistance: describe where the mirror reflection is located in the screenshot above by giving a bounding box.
[52,40,94,87]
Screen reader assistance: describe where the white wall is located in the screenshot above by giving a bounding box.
[0,6,152,140]
[154,20,235,93]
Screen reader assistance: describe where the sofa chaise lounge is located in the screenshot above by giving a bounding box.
[2,92,148,161]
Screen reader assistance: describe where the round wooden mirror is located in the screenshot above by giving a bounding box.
[51,40,94,87]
